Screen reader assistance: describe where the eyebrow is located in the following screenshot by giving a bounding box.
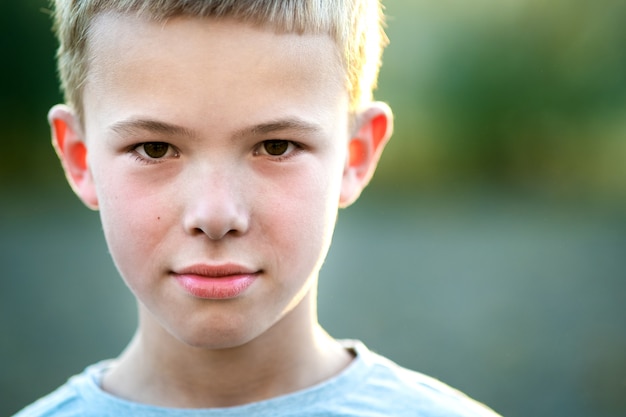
[109,119,195,138]
[241,119,323,137]
[108,117,322,140]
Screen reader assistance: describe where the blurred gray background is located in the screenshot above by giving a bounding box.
[2,1,626,416]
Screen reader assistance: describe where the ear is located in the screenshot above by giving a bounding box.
[49,104,99,210]
[340,102,393,208]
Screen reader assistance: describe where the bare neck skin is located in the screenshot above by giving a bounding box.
[101,290,353,408]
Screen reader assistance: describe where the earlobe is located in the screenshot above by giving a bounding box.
[49,105,99,210]
[340,102,393,208]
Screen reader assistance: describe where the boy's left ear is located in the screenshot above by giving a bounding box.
[340,102,393,207]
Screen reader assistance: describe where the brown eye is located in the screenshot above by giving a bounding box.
[143,142,169,158]
[263,140,289,156]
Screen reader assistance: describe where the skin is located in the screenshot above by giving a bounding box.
[50,13,392,408]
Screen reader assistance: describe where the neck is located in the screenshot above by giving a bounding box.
[101,291,352,408]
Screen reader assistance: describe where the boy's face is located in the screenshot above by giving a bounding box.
[51,14,391,349]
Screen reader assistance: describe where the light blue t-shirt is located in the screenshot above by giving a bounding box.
[14,341,501,416]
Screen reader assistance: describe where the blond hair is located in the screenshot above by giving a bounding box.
[51,0,388,120]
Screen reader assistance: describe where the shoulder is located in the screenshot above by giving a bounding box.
[333,341,502,417]
[12,362,111,417]
[13,383,83,417]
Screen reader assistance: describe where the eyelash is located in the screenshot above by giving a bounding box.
[254,140,303,161]
[128,140,303,164]
[129,142,179,165]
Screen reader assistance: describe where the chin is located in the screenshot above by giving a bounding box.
[170,319,267,351]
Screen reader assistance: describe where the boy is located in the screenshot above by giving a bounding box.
[17,0,501,415]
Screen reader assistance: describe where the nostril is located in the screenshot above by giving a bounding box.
[185,210,249,240]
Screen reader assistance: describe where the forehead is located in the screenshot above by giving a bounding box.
[82,13,349,132]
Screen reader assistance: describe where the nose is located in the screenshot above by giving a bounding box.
[182,167,250,240]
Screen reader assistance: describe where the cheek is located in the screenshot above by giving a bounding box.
[261,161,343,266]
[95,171,173,285]
[101,195,164,247]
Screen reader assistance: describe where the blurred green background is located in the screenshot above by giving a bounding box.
[2,0,626,416]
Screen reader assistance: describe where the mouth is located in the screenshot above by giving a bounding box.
[172,263,261,299]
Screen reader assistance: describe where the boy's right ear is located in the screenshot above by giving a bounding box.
[49,105,99,210]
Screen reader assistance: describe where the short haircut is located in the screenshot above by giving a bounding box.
[50,0,389,122]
